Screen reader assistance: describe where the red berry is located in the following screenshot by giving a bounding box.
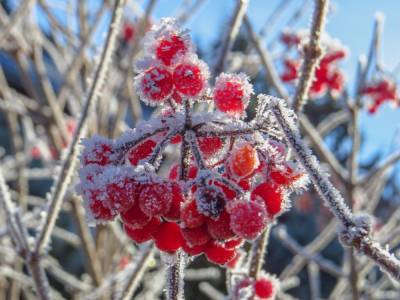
[228,200,267,240]
[123,22,135,42]
[214,181,237,201]
[254,277,276,299]
[88,192,116,221]
[121,201,151,229]
[181,226,211,247]
[124,218,161,243]
[270,163,303,186]
[137,66,173,104]
[168,163,198,181]
[106,178,137,213]
[229,143,259,178]
[181,200,206,228]
[139,183,172,217]
[213,73,253,117]
[82,136,113,166]
[251,183,284,218]
[204,241,237,265]
[207,211,235,240]
[195,187,226,218]
[182,240,205,256]
[223,238,244,249]
[173,61,208,96]
[164,183,184,221]
[197,136,224,159]
[128,139,157,166]
[156,34,187,66]
[226,251,241,269]
[152,222,183,253]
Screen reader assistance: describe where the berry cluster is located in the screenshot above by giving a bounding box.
[360,78,399,114]
[232,273,279,300]
[77,19,306,267]
[279,30,347,98]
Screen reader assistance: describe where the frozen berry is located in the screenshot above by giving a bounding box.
[213,73,253,117]
[82,136,114,166]
[173,60,208,96]
[182,240,205,256]
[152,222,183,253]
[128,139,157,166]
[251,183,284,218]
[139,183,172,217]
[204,241,236,265]
[181,200,206,228]
[229,143,259,178]
[164,183,184,221]
[168,163,198,181]
[223,238,244,249]
[121,201,151,229]
[181,226,211,247]
[198,136,224,159]
[228,200,267,240]
[88,192,116,221]
[207,211,235,240]
[123,22,135,42]
[254,276,277,299]
[136,66,173,104]
[124,217,161,243]
[156,34,187,66]
[106,178,137,213]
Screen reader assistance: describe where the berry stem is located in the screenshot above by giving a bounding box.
[166,250,185,300]
[248,224,271,279]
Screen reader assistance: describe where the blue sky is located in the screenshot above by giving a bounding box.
[148,0,400,162]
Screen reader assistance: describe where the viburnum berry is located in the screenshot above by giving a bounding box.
[106,178,138,213]
[195,186,226,218]
[156,34,187,66]
[204,241,237,266]
[229,143,259,178]
[270,162,304,186]
[124,217,161,243]
[181,200,206,228]
[81,135,114,166]
[139,182,172,217]
[360,79,398,114]
[152,221,183,253]
[280,30,301,47]
[251,183,284,218]
[164,183,184,221]
[197,136,224,159]
[121,201,151,229]
[228,200,268,240]
[127,139,157,166]
[254,275,278,300]
[122,22,135,42]
[213,73,253,117]
[182,239,205,256]
[223,238,244,249]
[135,66,173,105]
[181,226,211,247]
[207,210,235,240]
[88,192,116,221]
[173,59,209,96]
[280,59,300,82]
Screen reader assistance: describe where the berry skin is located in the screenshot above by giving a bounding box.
[207,211,235,240]
[88,192,116,221]
[181,226,211,247]
[204,241,237,265]
[164,183,184,221]
[139,183,172,217]
[213,73,253,117]
[156,34,187,66]
[228,200,267,240]
[251,183,284,218]
[182,240,205,256]
[229,143,259,178]
[254,277,276,299]
[152,222,183,253]
[128,139,157,166]
[136,66,173,104]
[195,187,226,219]
[197,136,224,159]
[106,178,137,213]
[173,61,208,96]
[124,218,161,243]
[121,201,151,229]
[82,136,114,166]
[181,200,206,228]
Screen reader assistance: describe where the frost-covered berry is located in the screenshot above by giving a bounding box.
[82,136,114,166]
[122,22,135,42]
[106,178,138,213]
[181,200,206,228]
[229,143,259,178]
[128,139,157,166]
[168,163,198,181]
[164,183,184,221]
[88,192,116,221]
[173,59,209,97]
[198,136,224,159]
[204,241,237,265]
[223,238,244,249]
[207,211,235,240]
[254,275,278,299]
[181,226,211,247]
[270,163,304,186]
[124,217,161,243]
[136,66,173,105]
[213,73,253,117]
[152,222,183,253]
[251,183,284,218]
[228,200,267,240]
[121,201,151,229]
[182,240,205,256]
[156,34,187,66]
[139,183,172,217]
[195,186,226,218]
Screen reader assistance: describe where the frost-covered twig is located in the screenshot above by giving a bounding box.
[293,0,329,112]
[34,0,126,255]
[248,225,271,279]
[165,251,185,300]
